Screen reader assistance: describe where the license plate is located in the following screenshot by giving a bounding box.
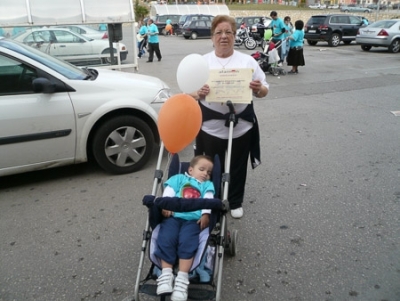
[308,30,316,33]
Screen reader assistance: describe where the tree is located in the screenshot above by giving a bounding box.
[134,0,149,22]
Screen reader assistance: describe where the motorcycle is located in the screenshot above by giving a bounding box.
[234,27,257,50]
[249,23,270,50]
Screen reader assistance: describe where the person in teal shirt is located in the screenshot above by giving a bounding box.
[0,27,5,37]
[138,21,148,58]
[269,11,286,66]
[286,20,305,74]
[146,18,162,62]
[282,16,293,63]
[154,155,215,300]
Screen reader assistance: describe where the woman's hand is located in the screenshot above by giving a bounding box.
[250,80,266,97]
[198,214,210,230]
[197,84,210,99]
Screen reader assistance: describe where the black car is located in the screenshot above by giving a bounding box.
[144,14,181,35]
[176,14,214,35]
[234,16,272,29]
[182,19,212,39]
[392,3,400,9]
[304,14,364,47]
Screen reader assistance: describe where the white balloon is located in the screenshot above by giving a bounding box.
[176,54,209,94]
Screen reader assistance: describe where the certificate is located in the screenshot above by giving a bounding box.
[205,68,253,104]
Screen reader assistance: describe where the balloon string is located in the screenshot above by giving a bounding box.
[160,152,173,194]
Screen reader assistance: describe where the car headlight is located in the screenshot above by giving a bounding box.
[152,88,171,104]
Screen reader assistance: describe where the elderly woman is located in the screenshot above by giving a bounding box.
[193,15,269,219]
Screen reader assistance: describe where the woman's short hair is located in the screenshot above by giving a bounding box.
[284,16,291,22]
[211,15,236,35]
[295,20,304,30]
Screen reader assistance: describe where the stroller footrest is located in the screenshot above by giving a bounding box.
[139,283,216,300]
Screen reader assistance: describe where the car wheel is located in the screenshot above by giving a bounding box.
[361,45,372,51]
[344,9,349,12]
[191,32,198,40]
[102,48,117,64]
[388,39,400,53]
[161,28,167,35]
[364,10,370,13]
[307,40,318,46]
[328,33,341,47]
[92,115,155,174]
[244,38,257,50]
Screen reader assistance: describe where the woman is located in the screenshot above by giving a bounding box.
[282,16,293,63]
[286,20,305,74]
[193,15,269,219]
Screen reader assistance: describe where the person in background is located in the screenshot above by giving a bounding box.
[193,15,269,219]
[98,23,107,31]
[282,16,293,63]
[165,17,173,35]
[286,20,305,74]
[155,155,215,301]
[138,21,148,58]
[146,18,162,63]
[11,27,25,37]
[0,27,5,37]
[361,17,369,26]
[269,11,285,67]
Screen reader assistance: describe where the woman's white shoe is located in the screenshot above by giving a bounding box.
[230,207,243,218]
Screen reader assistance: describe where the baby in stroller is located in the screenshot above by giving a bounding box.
[137,147,237,301]
[155,155,215,301]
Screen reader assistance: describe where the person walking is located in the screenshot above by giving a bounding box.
[146,18,162,63]
[269,11,286,66]
[193,15,269,219]
[286,20,305,74]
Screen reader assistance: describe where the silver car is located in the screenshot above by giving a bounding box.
[356,19,400,53]
[12,27,127,65]
[340,5,372,13]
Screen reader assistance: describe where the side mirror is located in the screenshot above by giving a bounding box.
[32,77,56,93]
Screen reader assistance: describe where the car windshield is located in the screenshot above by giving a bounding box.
[0,39,86,80]
[369,20,397,28]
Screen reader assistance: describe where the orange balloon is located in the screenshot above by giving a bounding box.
[158,94,202,154]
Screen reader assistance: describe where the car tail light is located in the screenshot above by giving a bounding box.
[102,32,108,39]
[318,25,329,31]
[377,29,389,36]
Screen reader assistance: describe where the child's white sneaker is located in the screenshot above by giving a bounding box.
[171,274,189,301]
[156,271,174,295]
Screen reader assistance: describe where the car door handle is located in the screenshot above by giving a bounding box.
[59,45,66,47]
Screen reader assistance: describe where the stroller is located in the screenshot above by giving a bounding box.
[251,40,286,76]
[127,101,239,301]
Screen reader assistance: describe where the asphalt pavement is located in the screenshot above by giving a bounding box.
[1,35,400,301]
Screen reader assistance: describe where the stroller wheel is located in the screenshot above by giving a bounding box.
[229,229,238,256]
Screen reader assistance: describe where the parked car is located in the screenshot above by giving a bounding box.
[53,25,109,39]
[182,19,212,39]
[176,14,214,35]
[304,14,364,46]
[234,16,272,29]
[367,3,388,10]
[393,3,400,9]
[145,14,181,35]
[309,3,327,9]
[340,5,372,13]
[356,19,400,53]
[304,14,363,47]
[0,38,171,177]
[12,28,127,65]
[328,4,340,9]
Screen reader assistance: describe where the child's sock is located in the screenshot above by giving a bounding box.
[177,271,188,280]
[162,267,173,275]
